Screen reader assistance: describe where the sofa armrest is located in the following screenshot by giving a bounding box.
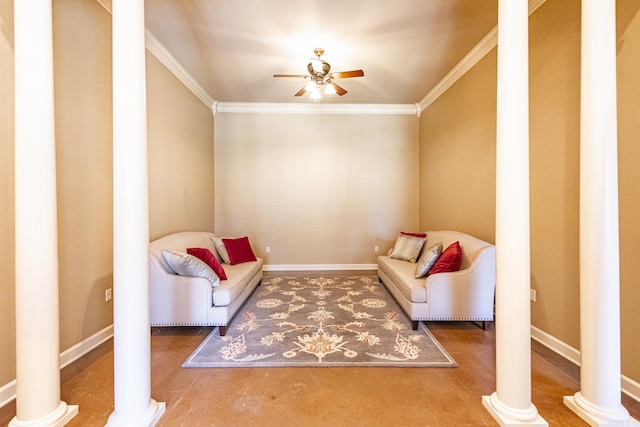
[149,257,213,325]
[425,246,496,320]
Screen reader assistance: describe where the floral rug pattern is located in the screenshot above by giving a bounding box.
[183,276,457,368]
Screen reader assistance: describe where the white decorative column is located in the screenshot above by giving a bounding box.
[563,1,639,425]
[482,0,547,425]
[107,0,165,425]
[12,0,78,426]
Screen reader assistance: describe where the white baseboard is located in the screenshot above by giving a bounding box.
[60,324,114,369]
[0,324,114,409]
[531,325,640,404]
[263,263,378,272]
[531,325,580,365]
[623,375,640,404]
[0,379,17,409]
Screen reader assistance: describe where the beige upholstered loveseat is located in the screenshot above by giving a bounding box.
[149,231,263,336]
[377,230,496,330]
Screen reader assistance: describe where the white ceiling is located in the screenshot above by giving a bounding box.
[144,0,499,105]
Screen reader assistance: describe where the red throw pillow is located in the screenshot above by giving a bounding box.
[401,231,427,238]
[429,241,463,274]
[222,237,257,265]
[187,247,228,280]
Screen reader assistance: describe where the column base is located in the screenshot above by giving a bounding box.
[9,401,78,427]
[564,393,640,426]
[483,393,548,426]
[107,399,166,427]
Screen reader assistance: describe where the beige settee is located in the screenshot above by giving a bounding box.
[377,230,496,330]
[149,231,263,336]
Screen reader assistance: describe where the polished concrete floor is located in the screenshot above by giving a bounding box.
[2,278,640,426]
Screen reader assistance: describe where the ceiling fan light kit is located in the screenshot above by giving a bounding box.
[273,48,364,100]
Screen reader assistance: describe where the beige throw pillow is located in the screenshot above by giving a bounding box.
[211,236,231,264]
[414,242,443,278]
[389,234,426,263]
[161,249,220,288]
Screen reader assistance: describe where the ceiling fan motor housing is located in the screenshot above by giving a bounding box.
[308,60,331,77]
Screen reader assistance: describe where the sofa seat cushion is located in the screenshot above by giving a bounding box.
[212,258,263,306]
[377,256,427,303]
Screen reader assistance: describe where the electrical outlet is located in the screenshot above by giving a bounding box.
[374,245,379,252]
[530,289,536,302]
[105,288,112,302]
[266,246,271,253]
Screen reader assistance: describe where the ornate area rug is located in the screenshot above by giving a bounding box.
[182,276,457,368]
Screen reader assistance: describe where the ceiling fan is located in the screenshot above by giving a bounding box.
[273,48,364,99]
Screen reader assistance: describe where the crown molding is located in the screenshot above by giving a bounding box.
[528,0,548,16]
[95,0,215,110]
[418,28,497,112]
[418,0,548,113]
[144,31,215,108]
[213,102,420,116]
[95,0,111,12]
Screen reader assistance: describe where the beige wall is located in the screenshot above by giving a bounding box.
[617,1,640,382]
[147,52,215,240]
[528,0,581,350]
[53,0,114,354]
[0,0,215,387]
[0,0,16,388]
[214,113,419,265]
[418,50,497,244]
[419,0,640,384]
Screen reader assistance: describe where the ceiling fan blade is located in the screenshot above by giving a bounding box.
[331,70,364,79]
[332,82,347,96]
[294,86,307,97]
[273,74,309,78]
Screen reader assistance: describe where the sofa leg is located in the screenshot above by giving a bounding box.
[411,320,419,330]
[219,325,227,336]
[481,321,492,331]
